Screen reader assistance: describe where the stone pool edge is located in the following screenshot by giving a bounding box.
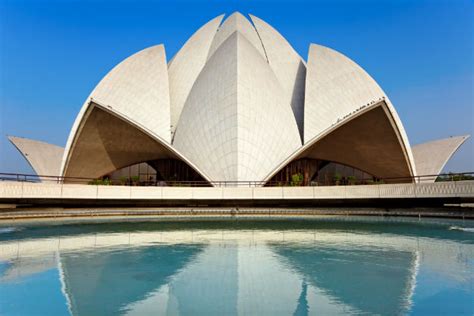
[0,206,473,223]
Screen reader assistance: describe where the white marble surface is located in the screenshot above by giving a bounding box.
[8,136,64,179]
[173,32,301,182]
[168,15,223,136]
[412,135,470,182]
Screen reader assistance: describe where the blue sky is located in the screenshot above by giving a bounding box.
[0,0,472,174]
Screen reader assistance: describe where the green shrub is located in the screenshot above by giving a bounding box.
[88,178,111,185]
[290,173,304,186]
[119,176,128,185]
[131,176,140,185]
[347,175,357,185]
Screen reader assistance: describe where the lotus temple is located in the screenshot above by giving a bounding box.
[8,12,470,186]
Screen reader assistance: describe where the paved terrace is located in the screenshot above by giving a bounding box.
[0,181,473,209]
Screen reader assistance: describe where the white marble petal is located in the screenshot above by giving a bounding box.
[61,45,171,176]
[168,15,224,137]
[304,44,417,176]
[207,12,267,61]
[9,136,64,180]
[173,31,301,182]
[250,14,306,140]
[412,135,470,182]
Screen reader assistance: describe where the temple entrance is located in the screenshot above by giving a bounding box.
[267,158,378,186]
[106,159,209,186]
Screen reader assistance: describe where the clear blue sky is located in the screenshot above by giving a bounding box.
[0,0,473,174]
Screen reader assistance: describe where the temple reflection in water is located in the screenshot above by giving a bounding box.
[1,220,473,315]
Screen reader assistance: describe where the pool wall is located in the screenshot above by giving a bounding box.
[0,181,473,220]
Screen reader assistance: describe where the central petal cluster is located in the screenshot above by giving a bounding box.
[169,13,306,182]
[54,12,420,185]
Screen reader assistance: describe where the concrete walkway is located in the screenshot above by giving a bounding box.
[0,181,473,209]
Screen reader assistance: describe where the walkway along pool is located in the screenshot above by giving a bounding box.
[0,217,473,315]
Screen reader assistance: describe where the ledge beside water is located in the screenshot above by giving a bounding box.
[0,205,473,223]
[1,181,473,221]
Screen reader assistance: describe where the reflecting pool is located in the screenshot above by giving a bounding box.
[0,217,473,315]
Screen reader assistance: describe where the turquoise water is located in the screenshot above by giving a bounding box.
[0,217,473,315]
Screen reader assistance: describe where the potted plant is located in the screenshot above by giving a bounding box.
[347,175,357,185]
[119,176,128,186]
[290,173,303,186]
[131,176,140,186]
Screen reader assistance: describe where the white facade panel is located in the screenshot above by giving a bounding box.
[412,135,470,181]
[379,183,416,198]
[88,45,171,142]
[304,44,417,176]
[345,185,380,199]
[253,187,283,199]
[0,182,23,198]
[313,186,346,199]
[161,187,193,199]
[61,45,172,177]
[61,184,97,199]
[130,187,163,199]
[168,15,224,136]
[282,187,314,199]
[192,187,223,199]
[222,187,253,199]
[9,136,64,179]
[97,185,131,199]
[22,183,62,199]
[173,32,301,182]
[207,12,266,61]
[173,31,239,181]
[250,14,306,140]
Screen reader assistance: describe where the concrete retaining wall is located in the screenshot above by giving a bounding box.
[1,181,473,201]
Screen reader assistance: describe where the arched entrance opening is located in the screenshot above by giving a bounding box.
[266,158,377,186]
